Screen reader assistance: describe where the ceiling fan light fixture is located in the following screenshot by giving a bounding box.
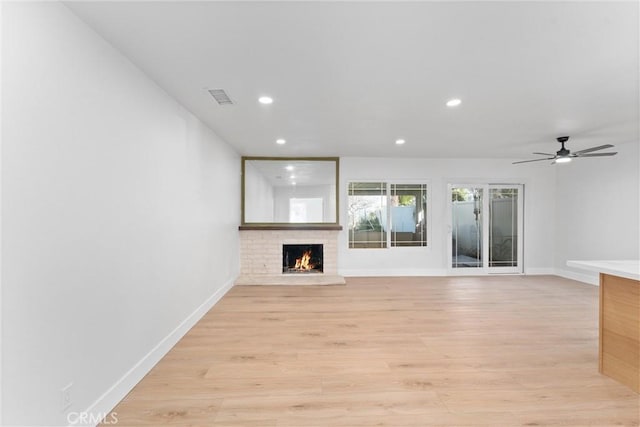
[446,98,462,107]
[555,157,572,163]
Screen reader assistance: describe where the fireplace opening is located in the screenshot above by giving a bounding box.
[282,244,323,274]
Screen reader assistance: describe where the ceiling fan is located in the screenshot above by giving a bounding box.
[513,136,617,164]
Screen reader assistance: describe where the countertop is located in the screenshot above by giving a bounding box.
[567,260,640,281]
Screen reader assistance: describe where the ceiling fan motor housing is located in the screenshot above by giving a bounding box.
[557,136,571,156]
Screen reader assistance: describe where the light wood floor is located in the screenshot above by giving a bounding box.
[106,276,640,426]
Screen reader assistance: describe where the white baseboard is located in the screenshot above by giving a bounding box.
[341,268,559,277]
[555,268,599,285]
[524,268,556,275]
[78,278,235,427]
[339,268,448,277]
[339,267,598,286]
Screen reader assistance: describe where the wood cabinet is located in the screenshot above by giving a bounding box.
[599,273,639,392]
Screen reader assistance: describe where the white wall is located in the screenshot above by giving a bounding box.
[555,140,640,284]
[244,162,275,222]
[1,2,240,425]
[338,157,556,276]
[0,1,3,421]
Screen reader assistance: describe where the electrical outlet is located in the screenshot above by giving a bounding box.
[61,383,73,411]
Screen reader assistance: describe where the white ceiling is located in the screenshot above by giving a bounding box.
[65,1,639,159]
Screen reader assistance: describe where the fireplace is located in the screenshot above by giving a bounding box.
[237,229,343,285]
[282,244,323,274]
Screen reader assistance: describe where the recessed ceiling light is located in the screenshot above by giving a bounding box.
[291,181,297,186]
[289,175,296,179]
[395,139,406,145]
[276,139,286,145]
[446,98,462,107]
[285,165,294,171]
[258,96,273,105]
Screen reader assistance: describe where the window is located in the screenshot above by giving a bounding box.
[348,182,427,248]
[348,182,387,248]
[390,184,427,247]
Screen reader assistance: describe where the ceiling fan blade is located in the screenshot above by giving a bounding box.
[532,152,554,156]
[513,157,555,164]
[573,144,614,155]
[576,152,618,157]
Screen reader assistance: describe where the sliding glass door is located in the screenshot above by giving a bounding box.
[448,184,523,274]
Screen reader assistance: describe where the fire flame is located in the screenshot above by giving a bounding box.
[294,250,314,270]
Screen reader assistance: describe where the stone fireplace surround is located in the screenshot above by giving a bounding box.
[235,227,345,285]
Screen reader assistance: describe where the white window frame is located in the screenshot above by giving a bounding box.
[347,180,431,249]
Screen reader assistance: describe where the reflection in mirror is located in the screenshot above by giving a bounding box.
[243,158,338,224]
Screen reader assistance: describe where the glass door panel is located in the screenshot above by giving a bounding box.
[488,185,523,273]
[489,188,518,267]
[451,186,483,269]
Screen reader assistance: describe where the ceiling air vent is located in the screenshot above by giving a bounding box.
[208,89,233,105]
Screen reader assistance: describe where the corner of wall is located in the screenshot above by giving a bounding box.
[553,141,639,280]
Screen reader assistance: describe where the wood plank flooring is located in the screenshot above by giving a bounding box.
[104,276,640,426]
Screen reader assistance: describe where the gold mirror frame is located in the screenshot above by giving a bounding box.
[241,157,340,229]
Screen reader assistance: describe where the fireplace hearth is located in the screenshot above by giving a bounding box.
[283,244,323,274]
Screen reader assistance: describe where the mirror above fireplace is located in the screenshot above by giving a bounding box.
[241,157,340,228]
